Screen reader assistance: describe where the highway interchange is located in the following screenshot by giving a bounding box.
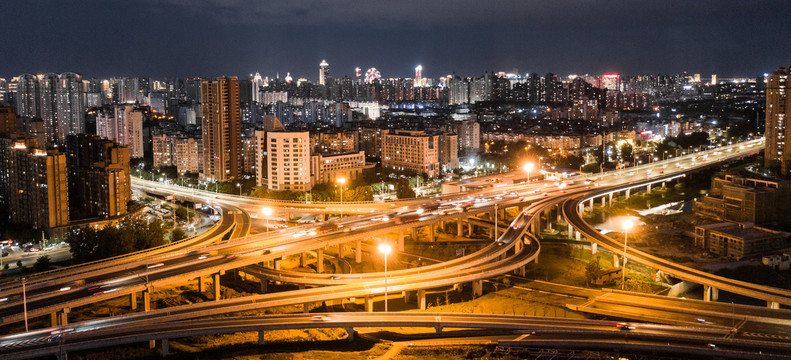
[2,137,790,359]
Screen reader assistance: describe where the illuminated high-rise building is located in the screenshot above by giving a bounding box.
[415,65,423,87]
[96,104,145,158]
[201,76,242,181]
[319,60,329,86]
[765,67,791,174]
[14,74,39,123]
[252,72,263,103]
[55,72,85,143]
[599,73,620,91]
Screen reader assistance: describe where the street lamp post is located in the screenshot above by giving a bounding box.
[21,277,28,332]
[621,219,634,290]
[262,207,273,233]
[337,177,346,219]
[523,162,534,182]
[237,183,242,196]
[379,243,392,312]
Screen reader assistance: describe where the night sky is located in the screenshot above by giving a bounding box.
[2,0,791,80]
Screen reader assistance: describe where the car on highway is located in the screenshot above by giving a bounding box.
[310,315,332,321]
[616,322,635,330]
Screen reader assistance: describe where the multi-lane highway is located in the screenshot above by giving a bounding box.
[10,312,791,360]
[1,137,784,359]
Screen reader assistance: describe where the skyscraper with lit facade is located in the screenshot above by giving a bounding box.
[200,76,242,182]
[765,67,791,174]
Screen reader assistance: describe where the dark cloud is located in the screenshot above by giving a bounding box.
[1,0,790,79]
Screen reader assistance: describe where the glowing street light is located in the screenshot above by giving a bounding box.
[236,183,242,196]
[262,207,273,232]
[523,162,535,182]
[621,219,634,289]
[379,243,392,312]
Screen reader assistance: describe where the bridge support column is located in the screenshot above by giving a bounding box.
[364,296,374,312]
[472,280,483,298]
[430,224,436,242]
[317,249,325,273]
[346,327,357,342]
[575,231,581,241]
[300,252,307,268]
[260,279,268,293]
[143,289,153,349]
[626,189,631,198]
[612,253,619,268]
[418,289,427,310]
[398,230,405,251]
[515,239,523,253]
[162,339,169,357]
[591,242,597,255]
[568,224,574,239]
[58,307,69,326]
[768,301,780,309]
[578,203,584,214]
[457,218,463,237]
[468,221,473,237]
[51,312,58,327]
[412,227,419,241]
[258,330,265,345]
[608,192,613,206]
[589,198,594,210]
[355,240,362,263]
[198,276,205,293]
[601,197,606,207]
[213,273,221,301]
[647,184,652,193]
[337,243,345,259]
[129,291,137,310]
[704,285,719,302]
[662,181,666,188]
[403,290,412,303]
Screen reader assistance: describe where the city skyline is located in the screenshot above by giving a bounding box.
[2,0,790,79]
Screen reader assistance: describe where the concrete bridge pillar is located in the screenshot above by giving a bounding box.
[162,339,169,357]
[130,291,137,310]
[198,276,205,293]
[51,312,57,327]
[468,221,474,237]
[365,296,373,312]
[213,273,221,301]
[57,307,69,327]
[338,243,345,259]
[601,197,606,207]
[608,192,613,206]
[403,290,412,303]
[578,203,584,214]
[317,249,325,273]
[647,184,652,193]
[768,301,780,309]
[568,223,574,239]
[626,189,631,198]
[398,230,405,251]
[515,239,523,253]
[589,198,594,210]
[457,218,463,237]
[613,254,619,268]
[260,278,268,293]
[258,330,265,345]
[575,231,581,241]
[472,280,483,298]
[704,285,719,302]
[143,289,153,349]
[418,289,427,310]
[346,328,357,342]
[300,252,307,268]
[591,242,597,254]
[356,240,362,263]
[662,181,666,188]
[430,224,436,242]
